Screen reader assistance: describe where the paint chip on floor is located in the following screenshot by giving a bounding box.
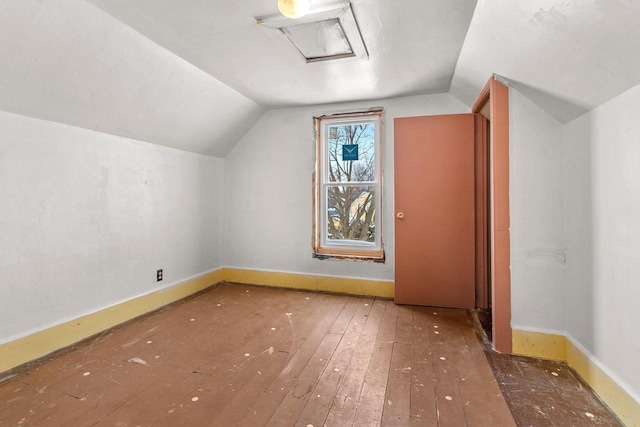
[434,325,439,328]
[551,371,559,376]
[445,396,453,401]
[271,327,276,330]
[146,341,153,344]
[128,357,149,367]
[190,318,195,322]
[440,357,446,360]
[435,331,440,334]
[244,353,250,357]
[192,396,199,402]
[83,372,90,376]
[585,412,594,418]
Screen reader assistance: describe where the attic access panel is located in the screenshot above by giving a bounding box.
[257,2,368,63]
[281,18,353,61]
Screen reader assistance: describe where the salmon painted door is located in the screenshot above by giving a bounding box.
[394,114,480,308]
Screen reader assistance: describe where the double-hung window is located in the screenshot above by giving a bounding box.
[313,110,384,260]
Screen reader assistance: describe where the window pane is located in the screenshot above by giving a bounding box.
[328,123,375,183]
[326,185,376,243]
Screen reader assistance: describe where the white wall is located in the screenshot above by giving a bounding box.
[564,83,640,399]
[223,93,469,282]
[509,89,566,332]
[0,111,224,344]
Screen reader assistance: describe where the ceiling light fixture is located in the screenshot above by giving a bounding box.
[278,0,311,18]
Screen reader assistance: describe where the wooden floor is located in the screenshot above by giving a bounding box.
[0,283,516,426]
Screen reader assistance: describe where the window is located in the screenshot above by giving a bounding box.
[313,110,384,260]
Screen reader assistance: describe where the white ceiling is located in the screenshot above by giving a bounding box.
[1,0,640,155]
[0,0,264,156]
[451,0,640,123]
[84,0,478,107]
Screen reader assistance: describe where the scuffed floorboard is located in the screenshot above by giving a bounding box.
[473,311,624,427]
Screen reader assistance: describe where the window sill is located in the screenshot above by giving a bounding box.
[312,248,385,263]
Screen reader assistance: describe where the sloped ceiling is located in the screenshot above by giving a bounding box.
[84,0,478,107]
[0,0,264,157]
[451,0,640,123]
[2,0,640,155]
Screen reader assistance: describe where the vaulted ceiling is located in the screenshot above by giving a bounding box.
[451,0,640,123]
[2,0,639,155]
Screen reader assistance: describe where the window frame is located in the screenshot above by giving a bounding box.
[312,110,384,261]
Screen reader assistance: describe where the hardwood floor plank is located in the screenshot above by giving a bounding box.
[352,301,399,426]
[264,333,342,427]
[329,296,361,335]
[152,291,328,426]
[294,297,374,427]
[410,307,438,426]
[394,304,414,344]
[238,294,347,427]
[457,318,516,427]
[429,309,468,427]
[94,370,206,427]
[381,342,413,426]
[95,285,306,425]
[381,305,414,425]
[323,300,386,427]
[210,293,342,426]
[92,285,301,426]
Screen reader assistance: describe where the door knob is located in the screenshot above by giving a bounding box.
[396,212,405,219]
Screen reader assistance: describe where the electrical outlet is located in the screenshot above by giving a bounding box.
[157,269,163,281]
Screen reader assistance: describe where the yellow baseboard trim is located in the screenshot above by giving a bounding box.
[566,339,640,427]
[512,329,566,361]
[222,268,395,299]
[513,329,640,426]
[0,268,223,374]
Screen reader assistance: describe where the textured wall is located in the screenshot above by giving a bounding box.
[509,88,566,332]
[564,83,640,400]
[0,111,224,343]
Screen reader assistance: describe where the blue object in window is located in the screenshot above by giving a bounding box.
[342,144,358,161]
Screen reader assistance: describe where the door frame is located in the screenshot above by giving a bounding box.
[472,75,512,354]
